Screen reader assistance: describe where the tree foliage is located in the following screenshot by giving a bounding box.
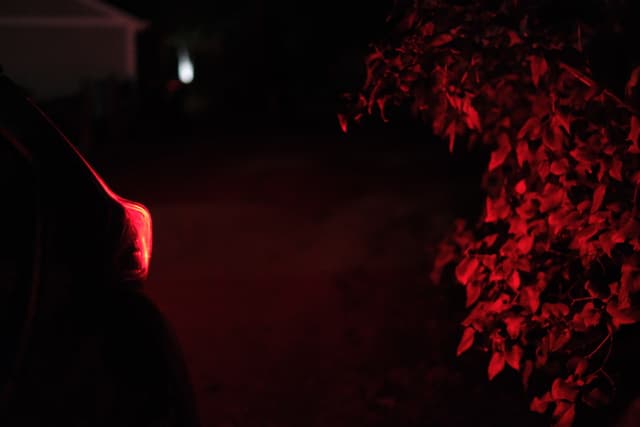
[342,1,640,425]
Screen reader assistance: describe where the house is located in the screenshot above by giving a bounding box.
[0,0,148,100]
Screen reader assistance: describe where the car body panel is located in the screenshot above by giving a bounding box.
[0,74,198,426]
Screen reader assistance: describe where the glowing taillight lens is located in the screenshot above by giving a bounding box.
[119,198,153,280]
[55,136,153,280]
[25,98,154,281]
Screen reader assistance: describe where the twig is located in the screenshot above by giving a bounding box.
[602,331,614,366]
[586,332,612,360]
[558,62,594,88]
[570,296,597,305]
[597,368,617,398]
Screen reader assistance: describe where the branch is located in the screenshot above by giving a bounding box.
[586,331,613,360]
[558,62,640,116]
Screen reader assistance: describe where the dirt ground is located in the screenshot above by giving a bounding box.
[93,137,549,427]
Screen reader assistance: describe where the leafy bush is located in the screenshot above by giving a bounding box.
[342,1,640,426]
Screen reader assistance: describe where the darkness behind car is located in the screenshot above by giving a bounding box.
[0,75,198,426]
[0,136,37,401]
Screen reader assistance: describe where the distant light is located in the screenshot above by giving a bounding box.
[178,47,194,84]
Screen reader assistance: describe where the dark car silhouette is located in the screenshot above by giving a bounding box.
[0,74,199,427]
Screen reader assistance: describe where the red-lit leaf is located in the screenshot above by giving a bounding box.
[489,133,512,171]
[549,328,572,352]
[483,234,499,248]
[430,242,457,285]
[550,158,570,175]
[516,140,533,166]
[463,95,481,131]
[626,65,640,97]
[582,387,610,408]
[518,117,542,141]
[567,357,589,377]
[488,351,505,380]
[519,15,529,33]
[628,116,640,153]
[521,286,541,313]
[539,184,566,213]
[489,293,513,313]
[536,146,552,175]
[621,262,640,295]
[530,393,552,413]
[508,270,521,291]
[609,282,620,298]
[457,327,475,356]
[337,114,348,133]
[606,301,640,329]
[485,193,510,222]
[466,282,482,307]
[544,127,565,153]
[576,359,588,377]
[367,81,382,114]
[585,281,605,298]
[552,112,572,135]
[489,267,506,283]
[552,402,576,427]
[364,49,383,66]
[419,21,435,37]
[507,30,522,46]
[517,234,535,254]
[376,97,390,122]
[446,121,456,153]
[551,378,579,402]
[429,32,455,48]
[504,316,524,339]
[506,344,524,371]
[536,336,550,367]
[478,254,497,269]
[528,55,549,88]
[541,303,570,319]
[572,302,601,332]
[398,10,418,32]
[509,216,528,236]
[576,200,591,214]
[610,158,623,181]
[455,257,480,285]
[515,179,527,194]
[591,184,606,213]
[570,224,599,252]
[569,146,595,175]
[599,232,621,257]
[523,360,534,390]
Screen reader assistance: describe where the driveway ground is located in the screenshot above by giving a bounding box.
[93,136,541,427]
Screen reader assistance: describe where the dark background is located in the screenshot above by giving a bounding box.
[88,0,640,145]
[107,0,395,138]
[38,0,640,149]
[15,1,640,426]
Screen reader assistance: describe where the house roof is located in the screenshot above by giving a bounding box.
[0,0,148,30]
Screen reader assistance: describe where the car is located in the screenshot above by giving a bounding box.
[0,73,199,427]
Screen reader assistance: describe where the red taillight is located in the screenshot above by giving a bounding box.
[26,98,153,280]
[57,135,153,280]
[118,198,153,279]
